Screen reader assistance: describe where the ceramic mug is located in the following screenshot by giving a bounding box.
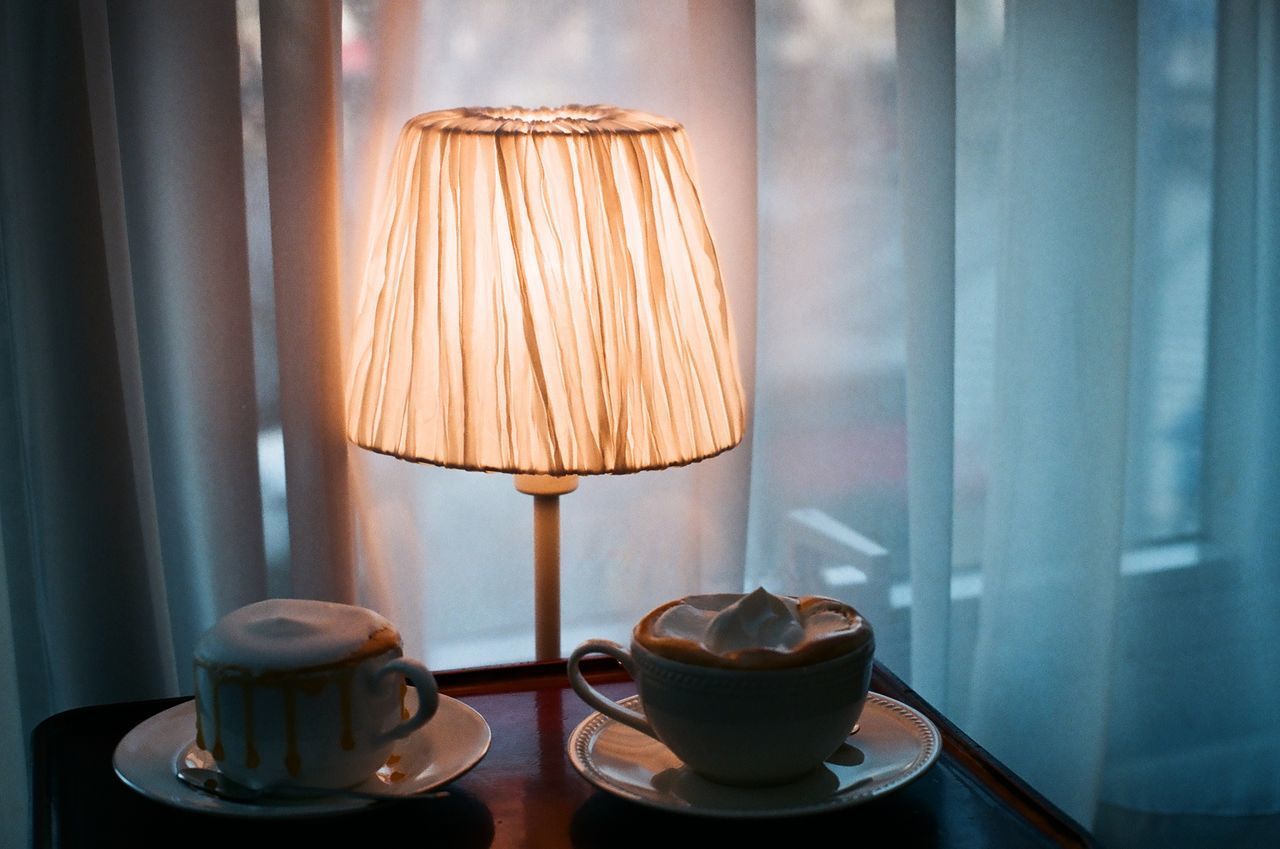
[193,598,438,790]
[568,597,874,785]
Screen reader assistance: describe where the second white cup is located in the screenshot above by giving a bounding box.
[568,593,874,786]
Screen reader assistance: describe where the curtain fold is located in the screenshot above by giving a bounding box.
[1206,0,1280,727]
[103,0,268,681]
[1159,0,1280,813]
[3,3,274,844]
[684,0,760,577]
[966,0,1138,824]
[1,0,173,748]
[893,0,957,707]
[1096,0,1280,825]
[259,0,353,602]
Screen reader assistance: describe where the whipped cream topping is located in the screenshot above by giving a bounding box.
[195,598,400,671]
[634,587,872,669]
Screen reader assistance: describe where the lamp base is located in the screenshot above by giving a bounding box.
[514,475,579,660]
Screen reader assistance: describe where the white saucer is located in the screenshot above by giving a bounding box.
[568,691,940,818]
[113,691,490,817]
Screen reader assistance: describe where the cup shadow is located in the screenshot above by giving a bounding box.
[360,786,495,849]
[570,787,938,849]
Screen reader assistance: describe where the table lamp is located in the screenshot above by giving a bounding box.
[346,105,745,660]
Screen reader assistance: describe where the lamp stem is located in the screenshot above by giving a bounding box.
[514,474,579,660]
[532,494,560,661]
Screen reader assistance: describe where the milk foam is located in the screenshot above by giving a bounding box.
[634,587,872,669]
[195,598,399,670]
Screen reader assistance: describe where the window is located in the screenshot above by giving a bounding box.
[234,0,1221,673]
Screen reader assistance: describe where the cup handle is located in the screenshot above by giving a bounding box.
[372,657,439,746]
[567,639,656,739]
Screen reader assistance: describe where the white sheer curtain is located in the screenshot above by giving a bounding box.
[2,3,270,847]
[749,0,1280,844]
[966,0,1138,821]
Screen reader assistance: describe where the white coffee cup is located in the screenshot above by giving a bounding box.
[568,591,874,785]
[193,598,438,790]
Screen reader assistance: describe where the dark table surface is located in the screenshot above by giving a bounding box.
[32,659,1094,848]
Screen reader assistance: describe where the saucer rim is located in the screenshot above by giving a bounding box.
[112,693,490,818]
[567,690,941,818]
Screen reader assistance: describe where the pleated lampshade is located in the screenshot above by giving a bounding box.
[346,105,745,475]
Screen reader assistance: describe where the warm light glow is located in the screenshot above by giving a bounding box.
[346,105,745,475]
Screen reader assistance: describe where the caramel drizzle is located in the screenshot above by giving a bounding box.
[210,677,225,760]
[193,627,403,776]
[194,676,205,751]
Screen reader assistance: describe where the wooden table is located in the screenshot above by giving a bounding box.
[32,659,1094,848]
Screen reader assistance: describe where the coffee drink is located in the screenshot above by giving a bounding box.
[569,587,874,785]
[193,598,438,790]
